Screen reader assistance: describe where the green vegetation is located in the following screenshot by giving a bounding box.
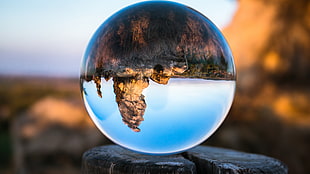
[0,131,11,168]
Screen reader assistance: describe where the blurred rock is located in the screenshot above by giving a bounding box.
[224,0,310,90]
[223,0,310,125]
[216,0,310,173]
[12,96,110,174]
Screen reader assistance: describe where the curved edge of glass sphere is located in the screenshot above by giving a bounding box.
[80,1,236,155]
[82,83,235,155]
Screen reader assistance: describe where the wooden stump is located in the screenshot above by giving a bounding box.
[82,145,288,174]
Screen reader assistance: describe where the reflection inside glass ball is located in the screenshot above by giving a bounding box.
[80,1,236,155]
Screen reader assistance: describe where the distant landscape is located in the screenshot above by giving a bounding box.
[1,0,310,173]
[0,70,309,174]
[0,76,112,174]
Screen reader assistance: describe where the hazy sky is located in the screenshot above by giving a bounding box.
[0,0,237,77]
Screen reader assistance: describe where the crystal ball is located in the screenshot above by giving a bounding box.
[80,1,236,155]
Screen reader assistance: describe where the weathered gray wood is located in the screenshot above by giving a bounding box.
[183,146,288,174]
[82,145,196,174]
[81,145,288,174]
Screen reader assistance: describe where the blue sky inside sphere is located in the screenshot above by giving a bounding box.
[0,0,237,77]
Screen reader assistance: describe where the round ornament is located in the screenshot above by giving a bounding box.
[80,1,236,155]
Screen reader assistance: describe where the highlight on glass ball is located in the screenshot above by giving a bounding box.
[80,1,236,155]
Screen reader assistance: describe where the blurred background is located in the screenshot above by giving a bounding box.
[1,0,309,174]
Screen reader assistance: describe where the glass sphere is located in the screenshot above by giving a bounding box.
[80,1,236,155]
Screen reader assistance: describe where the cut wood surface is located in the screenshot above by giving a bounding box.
[82,145,288,174]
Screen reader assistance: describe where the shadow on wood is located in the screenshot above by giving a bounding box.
[82,145,287,174]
